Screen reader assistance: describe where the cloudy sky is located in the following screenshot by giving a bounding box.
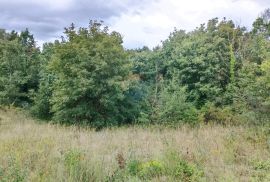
[0,0,268,48]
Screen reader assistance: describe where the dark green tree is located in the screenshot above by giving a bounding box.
[161,18,247,107]
[48,21,133,127]
[0,29,40,107]
[31,42,56,119]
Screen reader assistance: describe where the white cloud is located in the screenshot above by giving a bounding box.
[109,0,267,48]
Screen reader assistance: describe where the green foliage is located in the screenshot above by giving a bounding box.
[139,160,164,178]
[126,159,164,179]
[253,160,270,171]
[259,60,270,105]
[156,82,198,125]
[199,103,242,125]
[63,149,100,181]
[0,157,26,182]
[31,43,56,120]
[252,8,270,38]
[44,21,136,127]
[136,112,151,125]
[112,151,204,181]
[127,160,141,176]
[0,29,40,107]
[229,44,236,83]
[64,149,86,181]
[251,159,270,181]
[232,58,270,124]
[173,160,198,180]
[163,150,204,181]
[162,19,240,107]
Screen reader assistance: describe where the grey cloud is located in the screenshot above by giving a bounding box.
[0,0,143,43]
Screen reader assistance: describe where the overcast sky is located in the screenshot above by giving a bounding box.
[0,0,268,48]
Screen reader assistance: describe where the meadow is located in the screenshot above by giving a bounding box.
[0,108,269,181]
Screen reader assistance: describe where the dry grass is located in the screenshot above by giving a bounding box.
[0,108,269,181]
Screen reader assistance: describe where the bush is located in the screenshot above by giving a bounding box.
[116,152,204,181]
[0,157,27,182]
[136,112,151,125]
[173,160,198,180]
[127,160,141,176]
[251,160,270,181]
[126,159,164,179]
[64,149,90,181]
[163,150,204,181]
[199,103,243,125]
[139,160,164,178]
[156,84,199,126]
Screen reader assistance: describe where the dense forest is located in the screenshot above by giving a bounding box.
[0,9,269,128]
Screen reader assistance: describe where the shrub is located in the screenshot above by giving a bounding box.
[251,160,270,181]
[127,160,141,176]
[164,150,204,181]
[199,103,243,125]
[173,160,197,181]
[124,154,204,181]
[136,112,151,125]
[126,159,164,179]
[156,84,199,126]
[0,157,27,182]
[253,160,270,171]
[64,149,88,181]
[139,160,164,178]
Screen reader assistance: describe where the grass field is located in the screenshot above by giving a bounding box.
[0,108,270,181]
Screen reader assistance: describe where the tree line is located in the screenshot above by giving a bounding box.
[0,10,269,128]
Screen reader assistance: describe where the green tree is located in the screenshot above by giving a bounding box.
[252,8,270,38]
[0,29,40,107]
[161,18,247,107]
[31,42,56,119]
[48,21,133,127]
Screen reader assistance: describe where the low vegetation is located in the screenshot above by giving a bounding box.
[0,108,269,181]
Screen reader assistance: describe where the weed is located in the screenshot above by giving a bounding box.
[0,157,26,182]
[64,149,88,181]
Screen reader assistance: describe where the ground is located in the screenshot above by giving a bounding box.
[0,108,269,181]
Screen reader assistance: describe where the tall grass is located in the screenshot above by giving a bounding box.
[0,108,269,181]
